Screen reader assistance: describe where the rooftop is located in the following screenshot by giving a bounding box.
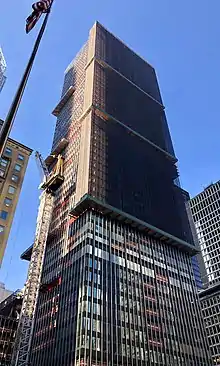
[190,179,220,202]
[199,282,220,300]
[95,21,155,69]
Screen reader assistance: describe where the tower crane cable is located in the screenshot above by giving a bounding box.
[35,151,49,182]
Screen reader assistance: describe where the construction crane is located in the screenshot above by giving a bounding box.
[35,151,49,182]
[11,191,54,366]
[35,150,64,192]
[11,140,67,366]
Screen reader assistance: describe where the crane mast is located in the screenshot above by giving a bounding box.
[11,139,67,366]
[11,191,54,366]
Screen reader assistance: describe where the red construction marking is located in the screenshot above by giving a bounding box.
[112,244,124,252]
[54,196,70,213]
[68,125,81,140]
[144,283,155,289]
[146,309,158,316]
[69,132,80,143]
[156,274,168,283]
[79,361,87,366]
[127,241,137,248]
[94,108,109,121]
[148,324,160,331]
[68,216,78,225]
[68,121,81,132]
[53,203,62,212]
[145,295,156,302]
[63,158,73,166]
[40,277,61,293]
[61,198,69,207]
[149,339,162,347]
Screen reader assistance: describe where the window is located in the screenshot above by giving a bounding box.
[0,211,8,220]
[18,153,24,161]
[8,185,16,194]
[0,158,8,168]
[0,225,4,233]
[14,164,22,172]
[0,169,4,177]
[88,286,91,297]
[4,198,12,207]
[11,174,18,183]
[5,147,12,156]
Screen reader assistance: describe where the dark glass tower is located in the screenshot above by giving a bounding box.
[28,22,210,365]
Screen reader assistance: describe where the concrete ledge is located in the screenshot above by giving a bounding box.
[70,194,199,256]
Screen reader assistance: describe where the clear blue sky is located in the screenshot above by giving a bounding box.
[0,0,219,291]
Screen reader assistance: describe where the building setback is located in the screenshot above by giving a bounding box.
[0,120,32,265]
[18,22,210,365]
[190,181,220,365]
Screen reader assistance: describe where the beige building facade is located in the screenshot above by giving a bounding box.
[0,120,32,264]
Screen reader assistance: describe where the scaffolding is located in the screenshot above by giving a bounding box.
[0,47,6,92]
[11,191,54,366]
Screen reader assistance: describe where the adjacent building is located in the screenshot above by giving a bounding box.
[18,22,210,365]
[0,290,23,365]
[0,48,6,93]
[0,120,32,265]
[190,181,220,365]
[190,181,220,287]
[0,283,13,303]
[199,285,220,366]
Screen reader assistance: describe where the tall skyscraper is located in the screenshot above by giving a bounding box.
[0,120,32,265]
[16,22,210,366]
[0,47,6,92]
[190,181,220,365]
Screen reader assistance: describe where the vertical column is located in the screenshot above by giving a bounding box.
[75,24,97,204]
